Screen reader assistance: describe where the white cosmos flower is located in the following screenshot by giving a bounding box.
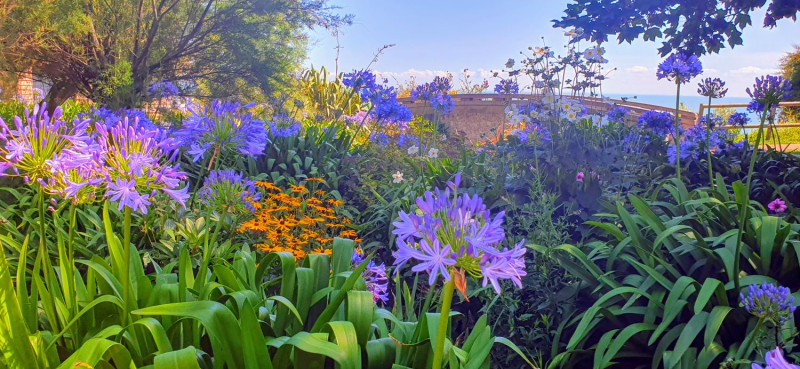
[562,111,578,121]
[392,171,404,183]
[584,48,598,60]
[542,93,556,105]
[428,148,439,158]
[408,145,419,155]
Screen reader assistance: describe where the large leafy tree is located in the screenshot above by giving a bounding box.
[780,44,800,121]
[0,0,350,108]
[553,0,799,56]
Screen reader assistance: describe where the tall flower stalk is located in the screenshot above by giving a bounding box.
[656,53,703,181]
[732,75,793,292]
[392,174,526,369]
[697,77,728,188]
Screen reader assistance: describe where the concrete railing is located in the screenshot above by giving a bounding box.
[398,93,697,143]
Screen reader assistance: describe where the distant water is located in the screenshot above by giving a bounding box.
[605,94,752,114]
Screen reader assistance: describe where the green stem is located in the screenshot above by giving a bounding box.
[122,206,132,326]
[674,82,682,182]
[38,187,46,253]
[68,204,78,319]
[738,317,765,360]
[706,96,714,189]
[432,270,456,369]
[732,110,769,293]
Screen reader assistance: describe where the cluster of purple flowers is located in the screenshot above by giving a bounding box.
[751,348,799,369]
[728,112,750,127]
[656,53,703,84]
[622,131,651,153]
[197,170,261,214]
[699,115,724,129]
[352,250,389,304]
[392,174,526,294]
[606,106,629,124]
[746,75,793,113]
[666,123,732,164]
[147,80,179,98]
[515,123,551,145]
[370,131,390,147]
[697,78,728,98]
[397,133,420,149]
[740,282,796,324]
[268,114,302,138]
[79,106,157,131]
[342,70,413,124]
[494,78,520,95]
[174,100,268,163]
[637,111,675,136]
[410,76,455,116]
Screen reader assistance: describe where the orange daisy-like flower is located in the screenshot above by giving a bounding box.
[255,181,282,192]
[305,177,324,182]
[307,197,323,205]
[311,246,332,256]
[268,216,298,232]
[326,223,345,228]
[315,190,326,197]
[316,237,333,244]
[326,199,344,207]
[339,229,358,238]
[290,184,308,194]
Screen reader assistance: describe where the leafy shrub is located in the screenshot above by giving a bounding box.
[549,179,800,368]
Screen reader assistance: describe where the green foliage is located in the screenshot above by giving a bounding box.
[549,179,800,368]
[299,67,362,120]
[780,45,800,123]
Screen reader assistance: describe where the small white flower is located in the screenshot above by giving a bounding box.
[542,93,556,105]
[584,47,598,60]
[562,111,578,121]
[408,145,419,155]
[392,171,404,183]
[441,134,447,141]
[428,148,439,158]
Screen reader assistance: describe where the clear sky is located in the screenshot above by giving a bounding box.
[306,0,800,98]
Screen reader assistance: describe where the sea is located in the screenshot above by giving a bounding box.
[605,94,755,119]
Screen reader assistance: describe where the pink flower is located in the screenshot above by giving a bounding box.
[576,172,584,182]
[768,198,787,213]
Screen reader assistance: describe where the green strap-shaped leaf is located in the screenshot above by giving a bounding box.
[57,338,134,369]
[154,347,202,369]
[240,300,273,369]
[0,240,39,369]
[666,311,709,369]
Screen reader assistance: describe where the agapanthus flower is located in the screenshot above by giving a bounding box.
[411,77,455,116]
[699,115,724,129]
[728,112,750,127]
[656,53,703,84]
[0,103,87,193]
[515,123,551,144]
[367,85,413,124]
[751,347,800,369]
[79,106,158,132]
[740,283,796,324]
[352,250,389,304]
[268,114,302,138]
[197,170,261,214]
[31,88,44,101]
[95,118,188,214]
[392,174,526,294]
[768,198,787,213]
[623,131,651,154]
[606,106,629,124]
[697,78,728,98]
[666,123,732,164]
[746,75,793,113]
[397,134,420,149]
[637,111,675,136]
[494,79,519,95]
[342,70,379,99]
[147,80,179,98]
[174,100,268,163]
[370,132,390,147]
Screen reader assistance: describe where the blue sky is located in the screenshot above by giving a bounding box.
[306,0,800,97]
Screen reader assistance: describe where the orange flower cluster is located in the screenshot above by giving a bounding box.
[239,179,361,260]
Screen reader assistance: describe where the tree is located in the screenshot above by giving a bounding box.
[553,0,799,56]
[779,44,800,121]
[0,0,351,109]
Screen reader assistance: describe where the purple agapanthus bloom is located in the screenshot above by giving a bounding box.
[656,53,703,84]
[637,111,675,136]
[147,80,179,98]
[392,173,526,294]
[494,78,519,95]
[352,250,390,304]
[606,106,629,124]
[697,78,728,98]
[397,134,420,148]
[746,75,793,113]
[79,106,159,132]
[174,100,268,162]
[268,114,302,138]
[342,70,379,99]
[740,282,796,324]
[728,112,750,127]
[515,123,551,144]
[411,76,455,116]
[666,122,732,164]
[197,169,261,214]
[751,347,800,369]
[367,85,413,124]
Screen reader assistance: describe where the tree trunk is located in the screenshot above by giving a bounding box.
[44,80,79,114]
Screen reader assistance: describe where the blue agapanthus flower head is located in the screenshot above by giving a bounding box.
[699,115,724,129]
[268,114,302,138]
[352,250,389,304]
[623,131,651,153]
[370,131,390,147]
[728,112,750,127]
[148,80,179,98]
[397,133,420,148]
[197,169,261,214]
[494,78,519,95]
[667,123,732,164]
[656,53,703,84]
[175,100,267,163]
[411,76,454,116]
[746,75,793,112]
[740,282,796,324]
[606,106,629,124]
[392,173,526,294]
[80,106,158,131]
[637,111,675,136]
[342,70,379,99]
[367,85,413,123]
[697,78,728,98]
[515,123,551,144]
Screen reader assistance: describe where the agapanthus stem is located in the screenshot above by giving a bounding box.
[674,82,682,181]
[732,109,769,293]
[122,206,132,326]
[706,96,714,189]
[738,317,765,360]
[432,270,456,369]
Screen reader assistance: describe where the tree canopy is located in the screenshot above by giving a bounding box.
[553,0,799,56]
[0,0,351,108]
